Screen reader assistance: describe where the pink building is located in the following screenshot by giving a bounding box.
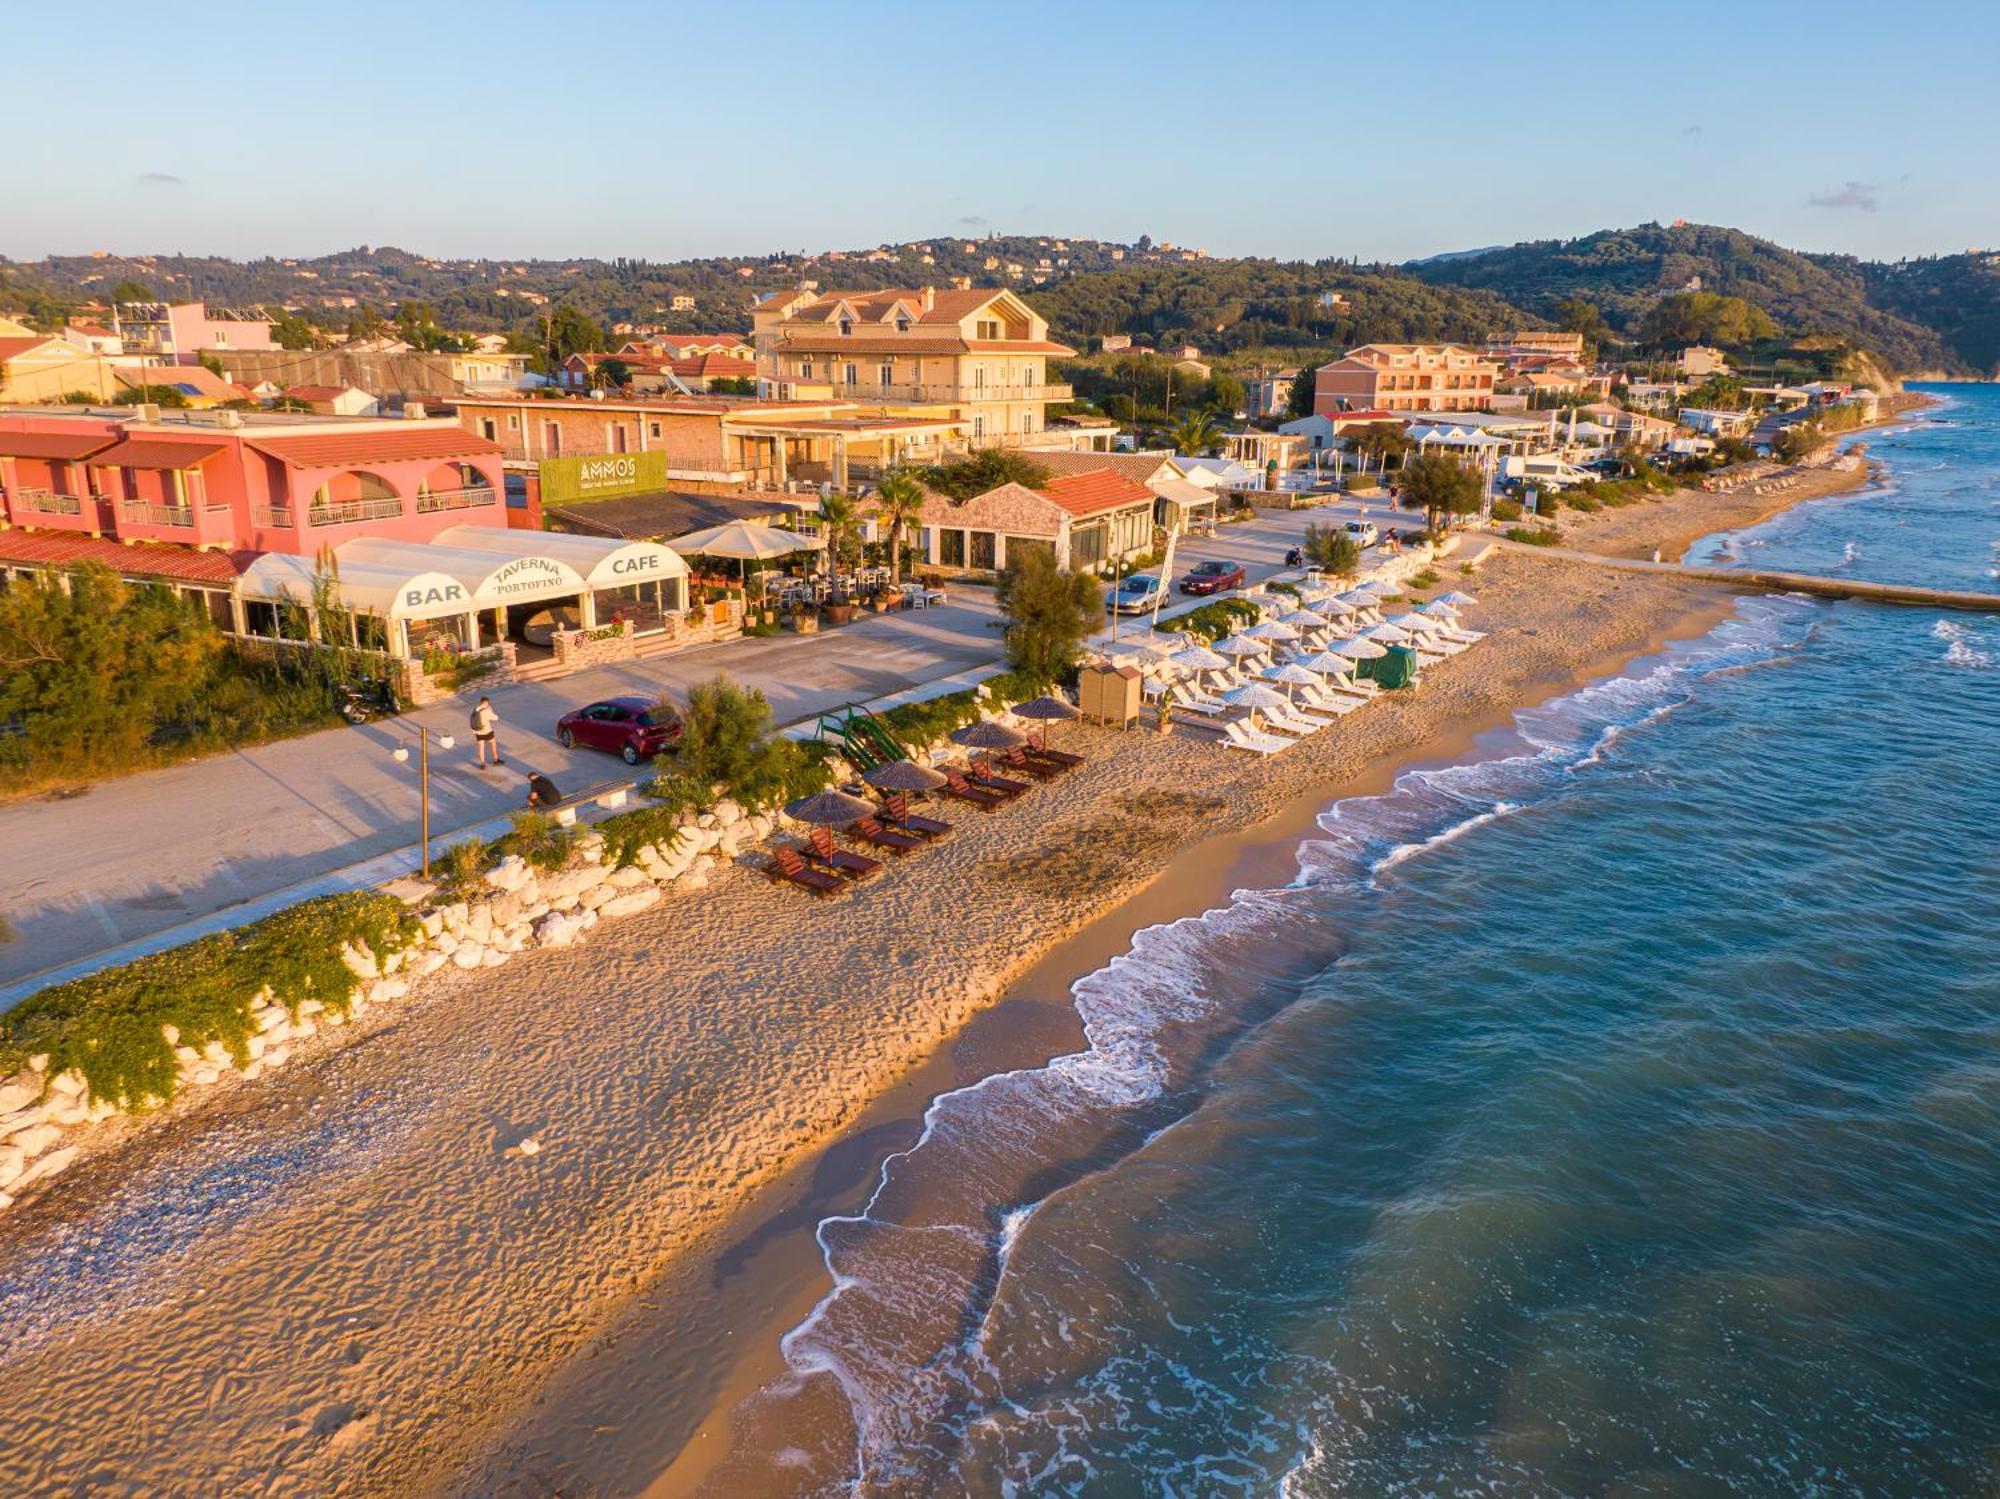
[113,301,275,362]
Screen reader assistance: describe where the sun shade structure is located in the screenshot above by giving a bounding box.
[1244,619,1300,642]
[1214,634,1271,657]
[1419,599,1463,617]
[950,719,1028,750]
[1280,608,1332,631]
[1011,694,1080,722]
[1169,644,1230,672]
[1433,590,1478,607]
[1300,648,1358,676]
[1261,662,1322,687]
[1332,637,1389,660]
[862,759,949,792]
[1388,611,1444,633]
[668,521,823,560]
[1365,622,1412,643]
[783,788,878,825]
[1221,682,1291,714]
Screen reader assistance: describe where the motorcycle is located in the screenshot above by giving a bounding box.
[337,675,400,725]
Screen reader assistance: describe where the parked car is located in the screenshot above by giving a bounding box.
[1178,559,1246,595]
[555,695,683,764]
[1345,520,1380,547]
[1106,573,1165,614]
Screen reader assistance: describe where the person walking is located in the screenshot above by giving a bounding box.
[470,696,503,768]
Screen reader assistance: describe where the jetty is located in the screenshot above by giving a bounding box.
[1485,539,2000,614]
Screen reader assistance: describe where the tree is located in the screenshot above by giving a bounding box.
[1774,419,1827,464]
[1397,452,1485,537]
[268,309,318,350]
[110,279,154,304]
[198,352,225,377]
[595,356,632,390]
[1170,408,1225,457]
[1640,291,1775,350]
[873,469,927,582]
[708,375,757,395]
[1300,523,1360,577]
[345,302,388,342]
[1287,365,1319,420]
[918,448,1051,500]
[995,546,1099,686]
[816,491,859,574]
[658,675,817,813]
[1348,421,1412,473]
[538,304,605,374]
[112,384,190,408]
[1203,372,1246,415]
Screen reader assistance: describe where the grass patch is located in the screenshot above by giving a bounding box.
[494,812,573,872]
[1505,526,1564,547]
[0,892,416,1107]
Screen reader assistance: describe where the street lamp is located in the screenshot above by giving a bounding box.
[391,726,457,878]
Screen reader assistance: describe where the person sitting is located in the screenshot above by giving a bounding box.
[525,770,563,810]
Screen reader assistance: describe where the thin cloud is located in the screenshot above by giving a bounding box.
[1808,180,1879,212]
[958,214,987,227]
[1682,124,1703,136]
[136,171,186,187]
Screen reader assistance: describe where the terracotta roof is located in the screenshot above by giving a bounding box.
[671,352,757,378]
[247,427,503,468]
[112,365,245,399]
[0,428,119,460]
[0,529,255,584]
[775,335,1075,357]
[0,336,67,361]
[67,322,115,338]
[1035,467,1156,517]
[1028,450,1178,483]
[93,437,228,469]
[282,385,358,401]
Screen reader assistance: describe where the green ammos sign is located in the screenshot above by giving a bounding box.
[539,450,668,504]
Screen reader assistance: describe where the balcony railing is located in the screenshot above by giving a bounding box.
[10,486,81,516]
[414,484,498,513]
[306,496,405,526]
[253,505,296,528]
[803,381,1073,404]
[121,501,194,527]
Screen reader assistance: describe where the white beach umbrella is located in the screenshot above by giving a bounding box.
[1221,682,1291,725]
[1311,595,1359,617]
[1244,619,1300,643]
[1333,637,1389,660]
[1433,590,1478,608]
[1280,608,1332,632]
[1388,611,1444,633]
[1214,634,1271,658]
[1261,661,1323,701]
[1300,648,1358,677]
[1169,644,1230,673]
[670,521,823,560]
[1364,622,1412,643]
[1351,578,1396,598]
[1418,599,1462,618]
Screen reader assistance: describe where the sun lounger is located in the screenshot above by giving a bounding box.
[1025,744,1085,769]
[968,758,1034,796]
[850,816,925,855]
[1265,706,1334,735]
[1298,684,1363,716]
[1171,684,1227,716]
[879,793,953,839]
[944,769,1015,806]
[805,826,882,880]
[994,746,1064,780]
[1223,719,1290,755]
[767,845,846,896]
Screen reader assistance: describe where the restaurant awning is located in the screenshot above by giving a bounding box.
[90,438,228,469]
[1150,477,1218,511]
[433,522,688,588]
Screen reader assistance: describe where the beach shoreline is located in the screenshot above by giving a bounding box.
[0,422,1935,1497]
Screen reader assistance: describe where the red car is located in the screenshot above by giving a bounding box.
[1179,559,1246,595]
[555,695,682,765]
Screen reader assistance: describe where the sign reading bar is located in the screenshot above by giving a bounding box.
[539,449,668,505]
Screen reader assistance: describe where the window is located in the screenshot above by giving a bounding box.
[838,318,853,337]
[649,421,662,439]
[799,361,813,380]
[972,414,985,439]
[879,363,894,387]
[479,418,497,441]
[1021,412,1036,433]
[969,531,996,570]
[844,363,858,386]
[939,528,966,566]
[895,315,910,332]
[976,319,1000,340]
[507,414,521,431]
[543,421,561,455]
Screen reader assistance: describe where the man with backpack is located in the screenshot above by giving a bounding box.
[470,696,503,768]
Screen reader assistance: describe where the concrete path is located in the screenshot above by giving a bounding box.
[0,508,1355,995]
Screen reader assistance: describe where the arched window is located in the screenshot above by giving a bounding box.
[310,469,402,524]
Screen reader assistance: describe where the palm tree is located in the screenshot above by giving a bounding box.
[817,491,858,577]
[874,469,927,583]
[1170,408,1225,457]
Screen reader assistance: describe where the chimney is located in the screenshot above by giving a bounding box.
[135,403,161,423]
[922,286,935,312]
[405,402,428,420]
[216,409,244,429]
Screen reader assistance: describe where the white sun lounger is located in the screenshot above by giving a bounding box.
[1298,684,1364,716]
[1223,719,1291,755]
[1171,684,1227,716]
[1265,706,1334,735]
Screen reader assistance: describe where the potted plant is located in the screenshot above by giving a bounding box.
[1155,698,1175,736]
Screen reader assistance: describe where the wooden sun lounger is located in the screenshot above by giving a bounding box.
[805,827,881,880]
[768,845,846,896]
[942,771,1009,809]
[997,746,1066,779]
[850,816,924,855]
[967,759,1033,796]
[879,793,952,839]
[1025,744,1085,768]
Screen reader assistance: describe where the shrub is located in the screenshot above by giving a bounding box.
[996,548,1099,683]
[877,689,981,749]
[496,812,573,871]
[667,675,819,814]
[596,800,690,870]
[1301,522,1360,576]
[0,892,415,1107]
[435,838,493,894]
[1505,525,1564,547]
[1491,498,1525,523]
[1168,597,1261,642]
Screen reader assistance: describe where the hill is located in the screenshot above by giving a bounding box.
[1862,253,2000,374]
[1401,222,1952,372]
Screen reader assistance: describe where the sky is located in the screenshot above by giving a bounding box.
[2,0,1994,267]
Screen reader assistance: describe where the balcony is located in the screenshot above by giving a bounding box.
[253,505,296,528]
[10,486,82,516]
[305,496,405,526]
[812,382,1074,405]
[121,501,195,528]
[415,484,498,514]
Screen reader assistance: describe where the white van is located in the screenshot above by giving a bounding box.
[1502,455,1592,491]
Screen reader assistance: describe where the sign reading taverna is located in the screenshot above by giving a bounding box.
[539,450,668,505]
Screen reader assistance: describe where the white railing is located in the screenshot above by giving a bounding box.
[253,505,295,527]
[11,486,81,516]
[415,484,498,513]
[121,501,194,527]
[307,496,404,526]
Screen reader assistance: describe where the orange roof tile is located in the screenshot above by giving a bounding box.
[1035,467,1156,517]
[0,529,255,583]
[248,427,502,468]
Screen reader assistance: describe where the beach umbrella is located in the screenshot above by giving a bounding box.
[950,718,1027,751]
[1365,622,1412,643]
[1335,588,1378,607]
[1261,661,1323,703]
[783,788,877,826]
[1221,681,1291,727]
[1351,578,1396,598]
[862,759,948,793]
[1101,636,1171,666]
[1332,636,1388,660]
[1214,634,1271,658]
[1280,608,1332,632]
[1312,595,1359,617]
[669,520,824,560]
[1433,590,1478,608]
[1418,599,1462,618]
[1301,648,1358,677]
[1388,611,1443,633]
[1011,693,1081,750]
[1245,619,1300,643]
[1169,644,1229,673]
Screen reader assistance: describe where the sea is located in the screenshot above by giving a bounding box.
[762,385,2000,1496]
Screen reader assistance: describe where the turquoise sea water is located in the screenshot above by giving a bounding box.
[778,387,2000,1495]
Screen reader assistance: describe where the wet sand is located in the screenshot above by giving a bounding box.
[0,464,1889,1496]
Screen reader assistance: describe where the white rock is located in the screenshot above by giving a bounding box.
[579,883,616,911]
[515,879,542,908]
[466,904,494,944]
[420,912,445,939]
[87,1098,117,1123]
[49,1070,86,1100]
[534,910,586,948]
[0,1079,36,1115]
[368,977,408,1006]
[606,865,649,889]
[202,1040,231,1065]
[321,1009,348,1029]
[697,812,718,829]
[240,1061,264,1083]
[577,907,600,930]
[0,1145,23,1189]
[12,1124,60,1159]
[678,872,710,893]
[517,1136,541,1157]
[452,944,485,970]
[341,941,380,980]
[160,1023,181,1047]
[431,932,460,957]
[191,1065,221,1087]
[415,950,450,978]
[173,1045,201,1065]
[245,1033,267,1062]
[45,1098,90,1128]
[713,799,743,827]
[486,854,533,893]
[487,891,523,927]
[291,1017,316,1042]
[0,1106,43,1138]
[600,887,663,919]
[480,949,510,968]
[297,998,324,1017]
[262,1045,292,1070]
[256,1006,289,1034]
[27,1054,48,1073]
[13,1146,77,1192]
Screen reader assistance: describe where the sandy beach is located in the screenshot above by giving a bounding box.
[0,455,1902,1496]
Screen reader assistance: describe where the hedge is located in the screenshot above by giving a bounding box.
[1163,597,1262,642]
[0,891,416,1108]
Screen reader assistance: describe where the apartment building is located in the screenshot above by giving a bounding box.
[1313,344,1499,415]
[113,301,275,360]
[752,285,1075,444]
[1482,330,1586,364]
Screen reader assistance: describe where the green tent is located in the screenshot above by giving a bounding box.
[1360,644,1421,689]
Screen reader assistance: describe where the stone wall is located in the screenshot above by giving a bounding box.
[397,642,517,708]
[551,619,636,671]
